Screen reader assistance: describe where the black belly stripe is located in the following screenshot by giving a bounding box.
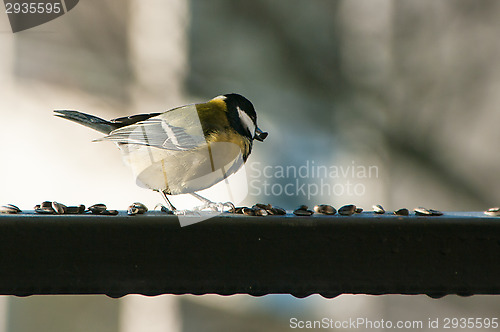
[207,142,216,172]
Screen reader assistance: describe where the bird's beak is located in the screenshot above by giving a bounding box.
[254,127,268,142]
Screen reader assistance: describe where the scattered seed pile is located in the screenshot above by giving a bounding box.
[1,202,499,218]
[231,204,286,216]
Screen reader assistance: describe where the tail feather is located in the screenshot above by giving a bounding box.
[54,110,116,134]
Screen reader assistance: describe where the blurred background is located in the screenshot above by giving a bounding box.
[1,0,500,331]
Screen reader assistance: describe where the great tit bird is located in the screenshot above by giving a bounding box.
[54,93,268,211]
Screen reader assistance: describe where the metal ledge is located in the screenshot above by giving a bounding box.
[0,211,499,298]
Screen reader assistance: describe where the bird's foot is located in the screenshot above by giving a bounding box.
[193,201,235,213]
[155,204,204,216]
[155,197,235,215]
[189,192,235,213]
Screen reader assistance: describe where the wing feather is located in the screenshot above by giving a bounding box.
[97,105,206,151]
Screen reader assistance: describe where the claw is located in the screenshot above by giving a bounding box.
[191,201,235,213]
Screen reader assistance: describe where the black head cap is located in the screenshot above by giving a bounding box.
[224,94,257,122]
[221,93,268,143]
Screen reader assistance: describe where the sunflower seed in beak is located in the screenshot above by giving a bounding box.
[254,127,268,142]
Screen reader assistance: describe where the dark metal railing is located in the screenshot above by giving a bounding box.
[0,211,499,298]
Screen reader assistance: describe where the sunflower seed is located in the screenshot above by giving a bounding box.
[88,204,107,214]
[253,208,268,216]
[267,206,286,215]
[414,207,430,215]
[297,205,309,211]
[0,205,20,214]
[66,206,82,214]
[35,208,52,214]
[414,207,432,216]
[254,203,272,210]
[127,207,140,215]
[414,207,442,216]
[429,209,443,216]
[355,207,363,213]
[102,209,119,215]
[129,202,148,214]
[34,205,55,214]
[314,204,336,215]
[233,207,245,214]
[293,208,314,216]
[127,202,147,216]
[394,208,409,216]
[338,204,356,216]
[65,204,86,214]
[52,201,67,214]
[6,204,21,212]
[243,207,255,216]
[373,205,385,214]
[485,207,500,216]
[41,201,52,209]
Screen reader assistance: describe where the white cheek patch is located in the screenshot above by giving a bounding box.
[237,106,256,136]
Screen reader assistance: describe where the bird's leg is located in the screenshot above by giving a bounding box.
[159,190,177,211]
[190,192,235,212]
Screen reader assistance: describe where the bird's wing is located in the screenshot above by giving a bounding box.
[97,104,206,151]
[110,112,162,126]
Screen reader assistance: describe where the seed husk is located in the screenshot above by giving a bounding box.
[373,205,385,214]
[297,205,308,211]
[52,201,67,215]
[102,209,119,215]
[485,207,500,216]
[88,204,107,214]
[0,205,21,214]
[355,207,363,213]
[293,208,314,216]
[338,204,356,216]
[394,208,409,216]
[314,204,336,215]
